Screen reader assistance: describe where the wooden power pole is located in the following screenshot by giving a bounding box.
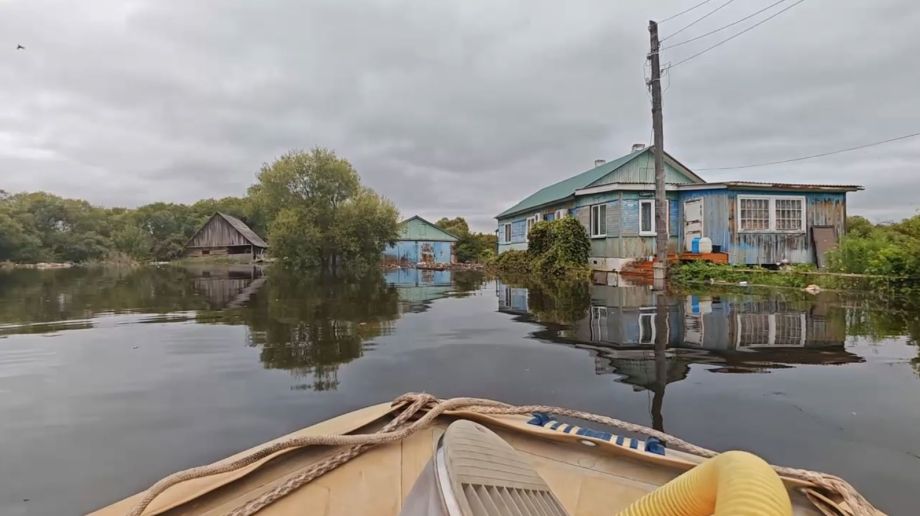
[648,20,668,286]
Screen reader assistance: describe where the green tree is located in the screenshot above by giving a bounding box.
[435,216,496,263]
[250,148,399,271]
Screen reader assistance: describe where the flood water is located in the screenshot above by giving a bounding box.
[1,265,918,515]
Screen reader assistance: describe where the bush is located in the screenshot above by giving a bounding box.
[549,217,590,265]
[527,221,552,257]
[491,217,590,278]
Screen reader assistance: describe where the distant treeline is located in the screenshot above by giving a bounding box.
[0,190,257,263]
[0,147,496,268]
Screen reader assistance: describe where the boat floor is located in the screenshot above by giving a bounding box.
[93,403,830,515]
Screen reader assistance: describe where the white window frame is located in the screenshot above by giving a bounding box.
[590,204,607,238]
[526,215,540,235]
[638,311,656,345]
[737,195,806,233]
[735,313,806,347]
[555,209,567,220]
[639,199,655,236]
[639,199,669,237]
[502,223,511,243]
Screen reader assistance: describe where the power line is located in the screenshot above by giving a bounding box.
[661,0,738,42]
[660,0,716,23]
[666,0,806,69]
[696,131,920,171]
[662,0,788,50]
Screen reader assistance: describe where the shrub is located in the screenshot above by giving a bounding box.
[527,221,552,257]
[548,217,590,266]
[491,216,590,278]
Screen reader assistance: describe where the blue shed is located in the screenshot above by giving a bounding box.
[495,145,862,268]
[383,216,458,267]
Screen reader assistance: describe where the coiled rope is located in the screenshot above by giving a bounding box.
[127,393,882,516]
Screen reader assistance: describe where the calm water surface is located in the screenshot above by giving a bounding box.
[1,266,918,515]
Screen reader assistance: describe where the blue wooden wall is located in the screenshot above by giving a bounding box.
[383,240,453,264]
[676,190,846,265]
[496,187,849,265]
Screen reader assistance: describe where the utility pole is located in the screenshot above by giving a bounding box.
[648,20,668,287]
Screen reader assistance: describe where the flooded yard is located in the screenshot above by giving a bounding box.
[1,266,919,515]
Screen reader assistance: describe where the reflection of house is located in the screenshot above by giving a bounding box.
[580,286,682,347]
[187,265,265,309]
[495,145,862,266]
[496,283,529,315]
[383,216,458,267]
[497,281,858,362]
[385,267,453,313]
[185,212,268,260]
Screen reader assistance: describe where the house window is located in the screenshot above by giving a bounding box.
[502,223,511,243]
[590,204,607,238]
[639,200,655,236]
[738,195,805,232]
[775,198,804,231]
[555,209,567,220]
[739,197,770,231]
[526,215,539,235]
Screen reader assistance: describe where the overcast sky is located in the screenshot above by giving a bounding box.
[1,0,918,231]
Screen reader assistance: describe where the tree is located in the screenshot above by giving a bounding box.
[250,148,399,271]
[434,216,496,263]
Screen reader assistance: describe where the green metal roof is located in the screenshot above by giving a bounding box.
[397,216,459,242]
[495,147,704,219]
[496,148,647,219]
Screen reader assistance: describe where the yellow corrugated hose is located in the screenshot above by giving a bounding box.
[618,450,792,516]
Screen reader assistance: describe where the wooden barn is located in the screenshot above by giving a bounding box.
[185,213,268,260]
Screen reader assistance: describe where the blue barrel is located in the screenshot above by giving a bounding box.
[691,237,701,254]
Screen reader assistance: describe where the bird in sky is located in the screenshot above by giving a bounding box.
[17,44,25,50]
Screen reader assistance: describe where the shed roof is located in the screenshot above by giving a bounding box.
[397,216,459,242]
[678,182,863,193]
[495,147,703,219]
[216,212,268,248]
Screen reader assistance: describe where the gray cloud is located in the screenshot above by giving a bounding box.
[1,0,918,231]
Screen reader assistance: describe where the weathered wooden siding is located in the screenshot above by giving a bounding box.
[676,190,847,265]
[383,241,454,265]
[574,192,680,259]
[188,216,251,248]
[589,154,699,186]
[570,286,682,346]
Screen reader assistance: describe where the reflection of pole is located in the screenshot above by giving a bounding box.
[652,289,669,431]
[651,380,665,431]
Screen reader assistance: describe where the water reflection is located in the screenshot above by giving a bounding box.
[0,266,490,391]
[497,281,875,430]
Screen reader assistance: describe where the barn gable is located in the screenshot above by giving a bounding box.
[186,213,268,250]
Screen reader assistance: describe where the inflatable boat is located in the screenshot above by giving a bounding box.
[92,394,881,516]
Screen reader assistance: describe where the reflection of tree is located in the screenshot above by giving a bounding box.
[843,293,920,376]
[502,274,591,325]
[0,267,210,333]
[451,271,486,296]
[241,271,400,391]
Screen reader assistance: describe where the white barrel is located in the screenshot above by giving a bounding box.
[698,237,713,254]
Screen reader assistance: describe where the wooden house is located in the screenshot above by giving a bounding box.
[382,216,458,267]
[185,212,268,260]
[496,145,862,269]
